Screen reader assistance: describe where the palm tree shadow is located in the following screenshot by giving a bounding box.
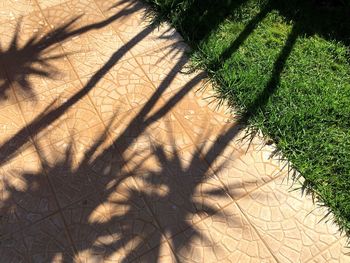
[0,100,244,262]
[0,5,154,166]
[0,0,285,261]
[0,18,70,101]
[0,0,146,103]
[0,44,249,262]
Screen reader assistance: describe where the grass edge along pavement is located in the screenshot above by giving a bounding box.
[141,0,350,240]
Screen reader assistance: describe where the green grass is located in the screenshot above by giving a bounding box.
[143,0,350,235]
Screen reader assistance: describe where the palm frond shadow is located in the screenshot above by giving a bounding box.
[0,0,145,103]
[0,24,256,259]
[0,0,295,261]
[0,18,69,101]
[0,77,247,262]
[0,19,155,166]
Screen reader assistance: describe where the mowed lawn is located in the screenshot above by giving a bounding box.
[144,0,350,234]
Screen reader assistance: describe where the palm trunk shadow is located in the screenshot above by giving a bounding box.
[209,3,271,71]
[0,41,246,262]
[0,0,285,261]
[243,23,300,121]
[0,0,143,103]
[0,25,154,166]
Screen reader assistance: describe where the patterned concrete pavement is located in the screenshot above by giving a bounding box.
[0,0,349,262]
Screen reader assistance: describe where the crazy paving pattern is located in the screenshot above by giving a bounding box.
[0,0,349,262]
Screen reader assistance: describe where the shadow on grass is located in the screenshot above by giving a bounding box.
[143,0,248,45]
[142,0,350,240]
[243,0,350,118]
[145,0,350,118]
[4,0,342,260]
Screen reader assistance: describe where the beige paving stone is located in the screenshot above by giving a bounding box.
[0,70,18,109]
[145,111,193,151]
[0,103,35,160]
[120,106,193,168]
[160,83,235,148]
[42,0,105,31]
[80,57,154,121]
[0,149,58,235]
[32,136,87,208]
[50,80,103,135]
[148,83,280,201]
[68,123,130,195]
[94,0,147,26]
[0,214,76,262]
[135,48,196,96]
[237,175,343,263]
[61,26,132,78]
[12,48,77,102]
[130,145,233,239]
[0,0,347,262]
[163,86,232,141]
[110,106,234,238]
[36,0,69,9]
[0,11,49,47]
[36,136,98,208]
[170,203,277,262]
[134,240,177,263]
[94,0,146,15]
[308,238,350,263]
[69,122,114,167]
[32,121,123,208]
[0,12,77,102]
[61,181,164,262]
[206,139,284,201]
[95,0,182,56]
[0,104,25,143]
[18,91,71,149]
[0,0,39,23]
[105,107,161,178]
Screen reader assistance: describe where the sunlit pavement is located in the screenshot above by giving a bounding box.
[0,0,348,262]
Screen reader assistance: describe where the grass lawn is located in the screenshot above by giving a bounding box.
[143,0,350,235]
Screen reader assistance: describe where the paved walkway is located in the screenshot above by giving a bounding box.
[0,0,348,262]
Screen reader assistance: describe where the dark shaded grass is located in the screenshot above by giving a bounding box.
[143,0,350,236]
